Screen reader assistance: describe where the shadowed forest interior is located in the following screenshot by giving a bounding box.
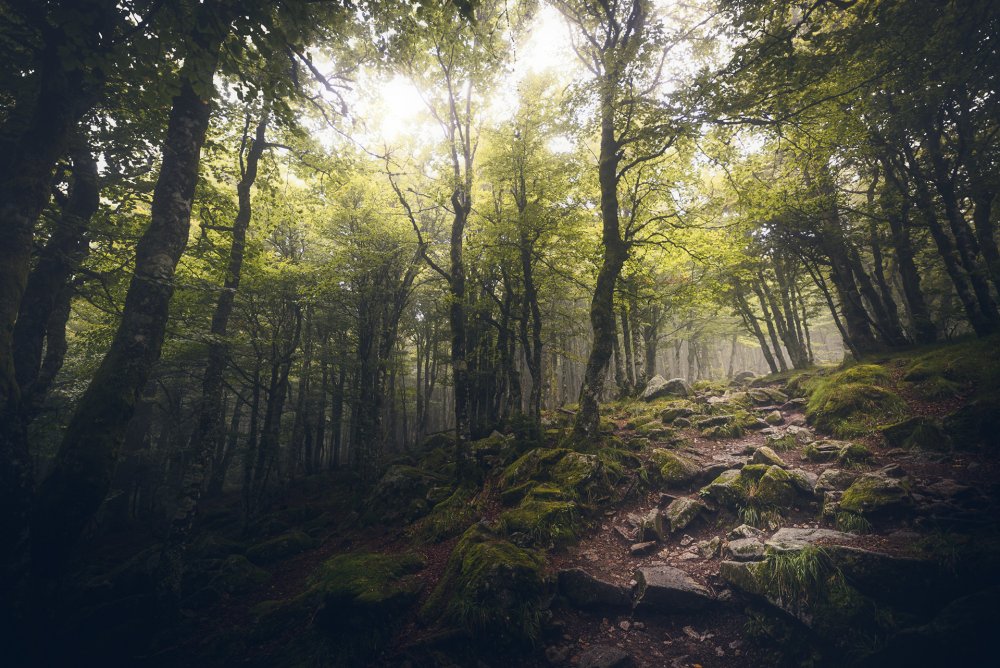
[1,0,999,666]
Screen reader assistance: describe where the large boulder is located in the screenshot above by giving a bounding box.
[246,530,316,565]
[642,375,692,401]
[421,524,548,646]
[633,565,714,612]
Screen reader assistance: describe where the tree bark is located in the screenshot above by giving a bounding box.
[31,23,228,577]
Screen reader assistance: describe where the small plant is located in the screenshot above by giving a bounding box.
[760,546,844,606]
[738,500,783,530]
[835,511,872,535]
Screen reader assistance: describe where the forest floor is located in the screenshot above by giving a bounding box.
[59,338,1000,668]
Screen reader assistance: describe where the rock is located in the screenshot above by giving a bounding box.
[764,410,784,425]
[673,417,691,428]
[421,525,547,644]
[630,541,658,556]
[695,536,722,559]
[640,509,667,542]
[696,414,734,429]
[780,397,808,411]
[633,566,714,612]
[815,468,859,493]
[751,465,799,507]
[750,446,786,467]
[803,439,871,465]
[786,468,817,496]
[649,450,702,487]
[879,462,906,478]
[747,388,773,406]
[252,551,425,656]
[881,416,952,451]
[246,530,316,565]
[364,465,445,524]
[699,469,744,506]
[679,534,694,546]
[557,568,632,609]
[840,473,913,517]
[858,586,1000,666]
[733,371,756,383]
[942,394,1000,449]
[765,526,853,553]
[728,524,764,540]
[660,404,696,423]
[727,537,765,561]
[802,439,850,462]
[643,376,692,401]
[577,645,634,668]
[545,645,571,664]
[211,555,270,594]
[662,497,708,533]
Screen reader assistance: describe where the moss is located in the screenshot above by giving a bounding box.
[751,466,798,507]
[421,524,547,646]
[499,498,582,548]
[840,474,911,517]
[246,530,315,565]
[498,447,570,491]
[905,376,962,401]
[805,365,908,437]
[881,417,951,451]
[551,451,612,502]
[649,449,701,487]
[363,465,446,525]
[409,484,478,543]
[765,433,799,452]
[252,552,425,663]
[901,335,1000,392]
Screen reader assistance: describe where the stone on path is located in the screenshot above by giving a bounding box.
[557,568,631,609]
[577,645,634,668]
[633,565,714,612]
[643,375,692,401]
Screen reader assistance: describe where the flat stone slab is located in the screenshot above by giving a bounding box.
[634,565,714,612]
[558,568,631,609]
[765,527,854,553]
[578,645,634,668]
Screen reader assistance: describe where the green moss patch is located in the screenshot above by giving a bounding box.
[805,365,907,438]
[421,524,547,646]
[499,499,582,548]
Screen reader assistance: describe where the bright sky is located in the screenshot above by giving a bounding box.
[330,4,580,151]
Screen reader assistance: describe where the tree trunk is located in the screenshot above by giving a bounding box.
[31,26,228,577]
[575,79,627,437]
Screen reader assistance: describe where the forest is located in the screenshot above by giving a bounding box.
[1,0,999,665]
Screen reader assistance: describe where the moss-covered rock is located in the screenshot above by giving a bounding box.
[942,393,1000,450]
[805,365,907,437]
[660,402,697,424]
[409,484,478,543]
[422,524,548,646]
[648,449,702,487]
[839,473,912,517]
[750,466,799,507]
[252,552,425,664]
[881,417,952,451]
[363,465,446,525]
[750,446,786,467]
[803,440,870,466]
[699,469,747,507]
[500,498,582,548]
[246,530,316,565]
[211,555,269,595]
[662,496,707,533]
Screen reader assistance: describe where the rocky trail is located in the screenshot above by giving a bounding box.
[69,341,1000,667]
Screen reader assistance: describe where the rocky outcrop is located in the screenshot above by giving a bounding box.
[642,375,692,401]
[633,565,714,612]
